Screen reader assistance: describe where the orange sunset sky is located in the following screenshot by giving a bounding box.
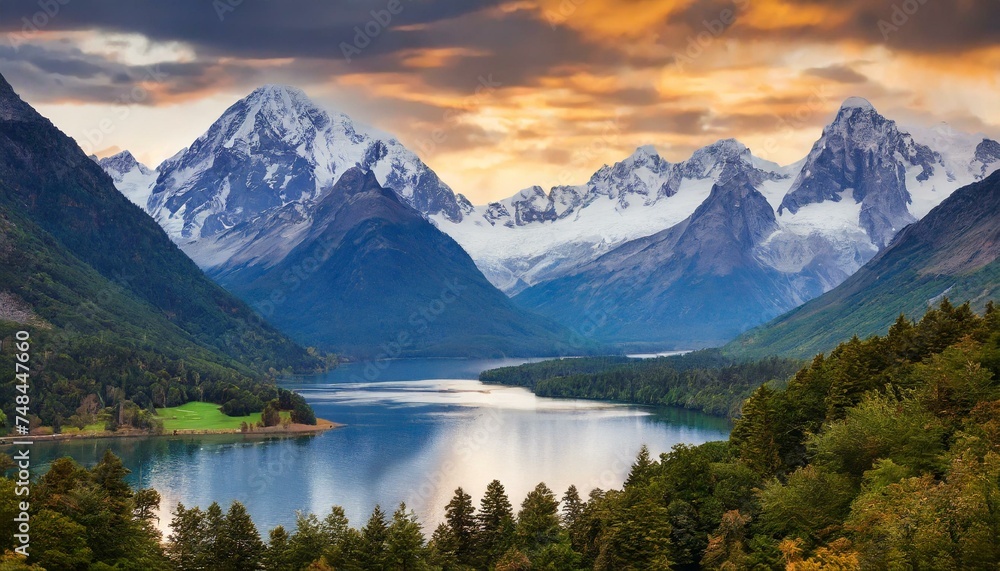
[0,0,997,202]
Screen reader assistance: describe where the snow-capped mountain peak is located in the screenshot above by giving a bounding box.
[97,150,156,207]
[98,150,152,177]
[779,98,936,246]
[434,138,788,293]
[839,96,875,111]
[778,98,1000,248]
[138,84,467,261]
[634,144,658,156]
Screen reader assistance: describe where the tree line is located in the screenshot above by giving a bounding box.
[480,351,803,417]
[0,322,320,433]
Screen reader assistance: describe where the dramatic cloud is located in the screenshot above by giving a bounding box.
[0,0,996,202]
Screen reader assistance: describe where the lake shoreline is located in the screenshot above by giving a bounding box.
[0,418,342,446]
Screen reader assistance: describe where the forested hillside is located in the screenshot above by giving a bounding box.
[480,351,802,416]
[11,300,999,568]
[0,73,325,432]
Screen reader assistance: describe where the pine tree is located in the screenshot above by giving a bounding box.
[478,479,515,566]
[445,487,478,566]
[321,505,359,567]
[561,485,583,528]
[426,523,460,570]
[217,501,265,570]
[287,513,331,569]
[92,449,132,499]
[516,482,561,554]
[166,503,207,570]
[731,385,783,476]
[561,484,586,552]
[359,504,389,569]
[264,526,295,571]
[200,502,226,569]
[386,503,425,570]
[624,445,655,488]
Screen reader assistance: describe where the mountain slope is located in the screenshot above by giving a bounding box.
[499,99,1000,348]
[144,85,470,267]
[0,72,316,374]
[728,169,1000,358]
[95,150,157,208]
[513,170,821,347]
[435,139,795,294]
[438,99,999,300]
[210,167,578,358]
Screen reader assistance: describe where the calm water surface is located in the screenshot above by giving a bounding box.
[31,358,730,532]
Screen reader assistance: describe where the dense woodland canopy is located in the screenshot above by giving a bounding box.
[480,351,803,417]
[5,299,1000,569]
[0,319,319,433]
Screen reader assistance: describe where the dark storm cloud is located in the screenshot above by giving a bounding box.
[345,7,617,92]
[0,39,260,104]
[802,0,1000,52]
[0,0,619,106]
[0,44,105,78]
[0,1,500,59]
[660,0,1000,55]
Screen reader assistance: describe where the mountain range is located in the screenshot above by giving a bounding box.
[503,98,1000,346]
[101,85,574,357]
[98,85,1000,353]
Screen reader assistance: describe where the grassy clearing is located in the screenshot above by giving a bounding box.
[59,422,107,434]
[154,401,263,431]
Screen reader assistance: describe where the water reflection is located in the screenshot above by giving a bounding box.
[29,358,730,533]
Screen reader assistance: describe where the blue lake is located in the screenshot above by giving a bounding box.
[30,358,731,533]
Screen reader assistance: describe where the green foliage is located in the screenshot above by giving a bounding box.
[218,502,266,570]
[807,393,946,478]
[481,350,802,417]
[9,452,169,570]
[757,465,856,542]
[478,480,516,567]
[386,503,426,570]
[17,300,1000,569]
[445,487,478,567]
[515,483,561,554]
[727,169,1000,360]
[261,399,282,427]
[359,505,389,569]
[0,154,327,432]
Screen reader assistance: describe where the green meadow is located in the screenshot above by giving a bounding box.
[155,401,279,431]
